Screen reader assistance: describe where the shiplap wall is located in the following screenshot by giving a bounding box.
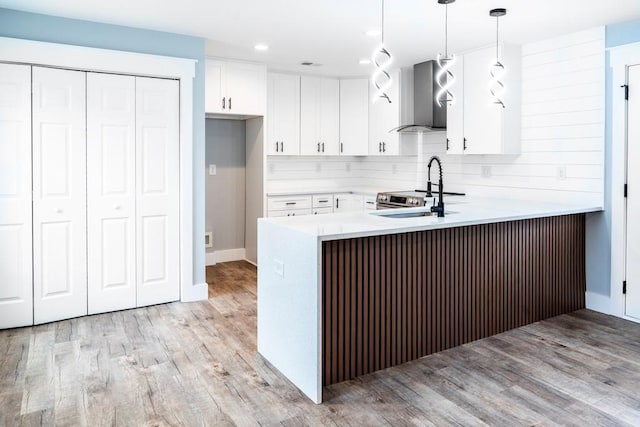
[266,27,605,205]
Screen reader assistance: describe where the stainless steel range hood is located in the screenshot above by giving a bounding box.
[393,60,446,133]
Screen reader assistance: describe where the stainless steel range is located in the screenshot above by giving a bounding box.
[376,189,465,210]
[376,191,427,209]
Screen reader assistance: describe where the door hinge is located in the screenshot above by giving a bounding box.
[623,280,627,294]
[625,184,628,198]
[622,84,629,101]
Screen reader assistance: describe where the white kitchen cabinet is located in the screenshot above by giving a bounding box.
[267,73,300,155]
[32,67,88,325]
[300,76,340,156]
[363,194,377,211]
[339,79,369,155]
[445,56,465,154]
[334,193,364,213]
[87,72,137,315]
[205,59,266,116]
[0,63,33,329]
[369,69,401,156]
[446,44,521,155]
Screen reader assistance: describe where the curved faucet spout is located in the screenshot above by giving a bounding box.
[427,156,445,217]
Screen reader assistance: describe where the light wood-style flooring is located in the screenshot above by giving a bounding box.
[2,261,640,426]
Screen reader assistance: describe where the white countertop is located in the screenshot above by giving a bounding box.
[266,188,380,197]
[259,197,603,241]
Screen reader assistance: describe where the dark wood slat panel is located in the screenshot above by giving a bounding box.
[322,214,586,386]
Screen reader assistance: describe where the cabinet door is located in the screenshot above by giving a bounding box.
[205,59,226,114]
[0,63,33,329]
[226,62,265,115]
[320,78,340,155]
[462,46,503,155]
[369,69,400,155]
[339,79,369,156]
[335,194,364,213]
[446,56,465,154]
[87,73,136,315]
[136,77,180,307]
[300,76,322,155]
[32,67,87,325]
[267,73,300,155]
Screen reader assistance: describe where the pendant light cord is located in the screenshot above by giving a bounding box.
[445,3,448,57]
[495,15,499,60]
[381,0,385,45]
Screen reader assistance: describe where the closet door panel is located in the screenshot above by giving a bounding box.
[136,77,180,307]
[32,67,87,324]
[0,63,33,329]
[87,72,136,314]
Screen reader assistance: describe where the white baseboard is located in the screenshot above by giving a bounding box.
[206,248,247,266]
[586,291,615,316]
[181,282,208,302]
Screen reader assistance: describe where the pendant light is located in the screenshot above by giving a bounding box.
[435,0,456,108]
[489,8,507,108]
[372,0,393,103]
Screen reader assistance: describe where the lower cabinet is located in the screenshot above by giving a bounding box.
[0,64,181,330]
[334,193,364,213]
[267,192,372,217]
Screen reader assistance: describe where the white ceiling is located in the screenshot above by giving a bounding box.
[2,0,640,76]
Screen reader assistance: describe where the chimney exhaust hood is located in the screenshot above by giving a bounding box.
[393,60,447,133]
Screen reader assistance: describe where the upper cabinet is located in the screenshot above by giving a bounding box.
[267,73,300,155]
[369,69,401,156]
[446,44,521,155]
[300,76,340,156]
[205,59,266,116]
[339,79,369,156]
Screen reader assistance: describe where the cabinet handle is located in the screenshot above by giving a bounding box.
[222,97,226,110]
[382,142,386,153]
[336,198,340,209]
[379,142,382,153]
[366,201,375,205]
[446,138,450,151]
[285,202,296,205]
[280,142,284,152]
[319,200,328,203]
[276,141,279,153]
[317,142,321,153]
[322,142,325,152]
[340,142,344,153]
[463,138,467,151]
[229,97,232,110]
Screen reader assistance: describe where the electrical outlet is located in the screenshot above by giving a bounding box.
[205,232,213,248]
[481,165,492,178]
[208,164,217,175]
[556,166,567,180]
[274,259,284,277]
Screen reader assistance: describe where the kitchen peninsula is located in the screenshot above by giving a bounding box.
[257,198,602,403]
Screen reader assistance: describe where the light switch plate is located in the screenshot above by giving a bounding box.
[556,166,567,180]
[209,164,217,175]
[481,165,492,178]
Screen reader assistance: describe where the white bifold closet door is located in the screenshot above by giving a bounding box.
[0,63,33,329]
[32,67,87,324]
[87,73,137,314]
[135,77,180,307]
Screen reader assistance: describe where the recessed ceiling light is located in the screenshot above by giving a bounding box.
[359,59,372,65]
[254,44,269,51]
[365,29,381,37]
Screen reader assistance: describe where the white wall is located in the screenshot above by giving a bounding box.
[265,28,605,207]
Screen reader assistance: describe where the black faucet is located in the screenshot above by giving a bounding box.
[427,156,445,217]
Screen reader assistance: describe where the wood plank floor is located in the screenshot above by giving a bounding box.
[2,261,640,426]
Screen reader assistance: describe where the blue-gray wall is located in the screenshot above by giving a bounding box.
[0,8,206,285]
